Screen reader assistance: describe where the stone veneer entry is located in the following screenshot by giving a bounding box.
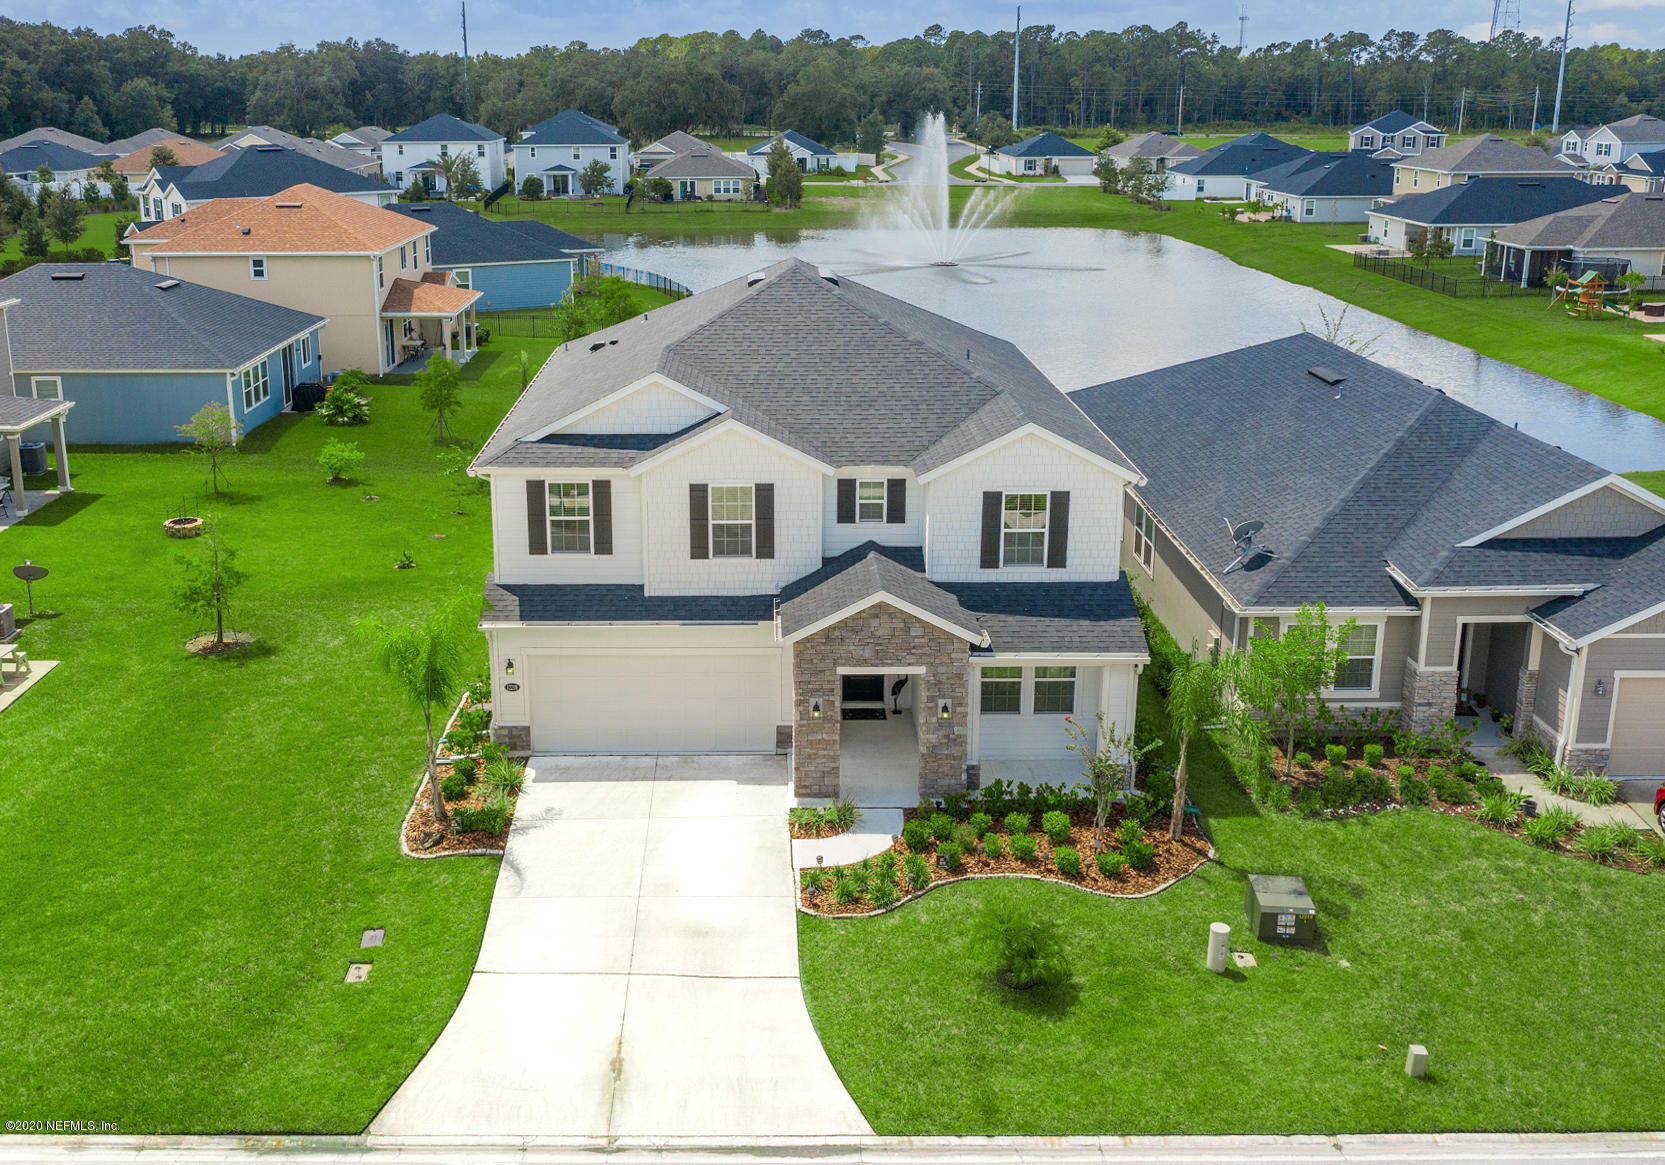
[791,604,969,799]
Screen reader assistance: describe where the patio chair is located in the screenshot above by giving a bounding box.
[0,480,11,518]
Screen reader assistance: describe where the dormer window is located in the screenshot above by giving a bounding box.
[710,485,754,557]
[1002,492,1048,566]
[857,480,886,522]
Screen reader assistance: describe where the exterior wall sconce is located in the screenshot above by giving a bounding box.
[1593,678,1606,697]
[504,659,516,676]
[811,700,823,719]
[939,699,952,720]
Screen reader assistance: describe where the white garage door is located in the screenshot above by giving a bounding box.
[1608,676,1665,777]
[529,653,779,754]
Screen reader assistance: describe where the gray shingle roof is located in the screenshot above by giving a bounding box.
[1372,176,1613,227]
[104,127,183,155]
[157,147,392,200]
[482,576,773,624]
[1404,133,1568,175]
[997,132,1095,159]
[639,131,712,155]
[1353,111,1438,136]
[1169,132,1312,179]
[1253,151,1395,199]
[0,140,104,174]
[0,394,70,429]
[0,127,105,154]
[517,110,625,147]
[778,544,984,641]
[477,259,1138,477]
[385,201,596,266]
[1601,114,1665,144]
[336,126,392,148]
[644,149,757,181]
[946,580,1147,655]
[1527,530,1665,641]
[217,126,380,172]
[1493,192,1665,252]
[0,263,324,373]
[1103,132,1202,162]
[384,114,502,144]
[748,131,834,156]
[1070,332,1608,611]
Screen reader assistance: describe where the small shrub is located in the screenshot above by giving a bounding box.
[441,771,469,802]
[1473,770,1505,798]
[1356,772,1394,803]
[1525,805,1579,847]
[1426,763,1447,782]
[1636,834,1665,868]
[974,900,1071,990]
[316,378,371,425]
[1397,764,1414,780]
[904,852,931,890]
[869,879,899,907]
[1541,765,1578,796]
[1321,768,1356,809]
[1351,764,1372,782]
[1004,812,1031,836]
[983,831,1004,858]
[1399,773,1431,804]
[902,819,933,852]
[825,796,862,833]
[1574,772,1618,806]
[317,437,365,483]
[1142,767,1176,810]
[483,756,525,796]
[953,823,980,851]
[1041,810,1073,844]
[1574,821,1631,862]
[1296,790,1323,818]
[1476,790,1525,826]
[968,811,993,836]
[915,797,937,817]
[1116,818,1142,847]
[1095,850,1126,878]
[799,867,826,892]
[1266,782,1293,813]
[1293,751,1314,768]
[1123,838,1156,869]
[928,812,956,842]
[1054,846,1082,877]
[1453,760,1479,781]
[1010,833,1039,861]
[1324,744,1348,766]
[1125,793,1158,825]
[788,805,823,831]
[942,792,969,819]
[450,755,478,782]
[453,795,510,834]
[832,876,862,905]
[938,841,964,873]
[1362,742,1385,766]
[871,856,899,885]
[1431,774,1473,804]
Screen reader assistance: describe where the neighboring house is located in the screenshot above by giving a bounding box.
[126,184,481,377]
[331,126,392,157]
[0,140,108,198]
[0,263,323,443]
[104,127,188,156]
[1487,192,1665,287]
[1366,177,1614,255]
[386,201,601,310]
[746,130,839,174]
[1557,127,1594,158]
[381,114,507,196]
[633,130,714,172]
[511,110,629,196]
[1347,112,1446,155]
[0,126,105,154]
[641,147,759,201]
[1165,132,1313,201]
[136,145,396,221]
[469,258,1150,797]
[1600,149,1665,194]
[988,131,1097,177]
[109,136,223,176]
[1073,331,1665,778]
[1389,134,1570,197]
[1560,115,1665,167]
[219,125,383,176]
[1247,151,1395,222]
[1100,131,1203,178]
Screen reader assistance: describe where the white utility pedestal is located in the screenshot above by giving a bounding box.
[1406,1044,1429,1078]
[1207,922,1230,973]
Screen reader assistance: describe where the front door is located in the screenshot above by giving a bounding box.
[678,180,696,200]
[280,345,294,406]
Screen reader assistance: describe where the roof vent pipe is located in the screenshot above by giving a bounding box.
[746,271,766,287]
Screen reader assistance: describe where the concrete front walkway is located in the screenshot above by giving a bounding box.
[372,755,871,1138]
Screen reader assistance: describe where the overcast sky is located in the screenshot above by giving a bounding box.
[46,0,1664,57]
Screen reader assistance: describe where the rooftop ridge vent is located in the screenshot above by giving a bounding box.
[746,270,766,286]
[154,278,180,290]
[254,144,285,151]
[274,201,302,209]
[1307,366,1346,386]
[49,272,85,280]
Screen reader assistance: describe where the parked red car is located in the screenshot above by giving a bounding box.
[1656,784,1665,832]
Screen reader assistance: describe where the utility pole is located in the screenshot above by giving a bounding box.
[975,81,983,121]
[1531,84,1540,131]
[1456,86,1467,134]
[1011,7,1021,130]
[1551,0,1574,132]
[460,2,472,121]
[1176,49,1194,136]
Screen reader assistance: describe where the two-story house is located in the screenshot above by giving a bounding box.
[1074,331,1665,780]
[125,184,481,376]
[471,259,1150,801]
[136,146,395,222]
[1347,112,1445,156]
[1560,115,1665,168]
[1389,134,1571,198]
[0,140,108,199]
[381,114,508,196]
[510,110,629,197]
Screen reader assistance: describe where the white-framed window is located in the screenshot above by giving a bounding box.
[1411,170,1419,188]
[299,335,311,365]
[1032,666,1077,714]
[1303,199,1316,217]
[452,268,472,289]
[1596,142,1612,158]
[424,235,431,264]
[1001,492,1047,567]
[980,666,1022,714]
[376,255,384,288]
[712,178,741,196]
[1023,158,1037,172]
[399,245,407,271]
[547,481,592,553]
[439,143,449,157]
[476,143,485,157]
[1358,133,1374,149]
[249,256,266,280]
[1402,134,1417,148]
[392,171,403,186]
[170,201,182,217]
[239,361,269,411]
[397,144,404,155]
[572,147,581,161]
[1196,179,1206,194]
[857,479,886,522]
[29,376,62,400]
[1460,227,1476,250]
[530,147,536,158]
[1131,499,1156,573]
[1332,623,1381,692]
[710,484,754,557]
[609,146,618,160]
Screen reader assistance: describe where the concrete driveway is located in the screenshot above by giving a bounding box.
[372,755,870,1138]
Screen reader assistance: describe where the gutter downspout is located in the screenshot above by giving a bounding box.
[1558,643,1586,767]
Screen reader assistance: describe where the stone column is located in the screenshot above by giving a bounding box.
[50,416,70,493]
[1400,656,1458,734]
[790,640,840,799]
[6,434,25,517]
[1515,666,1538,730]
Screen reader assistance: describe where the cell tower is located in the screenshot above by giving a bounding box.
[1488,0,1520,39]
[1238,4,1249,52]
[461,2,472,119]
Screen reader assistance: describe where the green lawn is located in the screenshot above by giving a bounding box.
[800,673,1665,1135]
[0,209,128,261]
[474,189,879,236]
[0,326,626,1131]
[949,152,990,182]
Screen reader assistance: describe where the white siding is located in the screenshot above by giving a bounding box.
[924,433,1125,583]
[558,381,717,435]
[640,428,824,595]
[973,663,1103,759]
[512,143,628,194]
[821,471,924,555]
[490,470,642,585]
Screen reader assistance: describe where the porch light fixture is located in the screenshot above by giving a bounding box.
[504,659,515,676]
[939,699,952,721]
[811,700,822,719]
[1594,678,1606,697]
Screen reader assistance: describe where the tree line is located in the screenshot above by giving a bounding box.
[2,17,1661,151]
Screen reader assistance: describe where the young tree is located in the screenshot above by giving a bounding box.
[176,401,240,495]
[856,111,887,161]
[416,355,463,439]
[578,158,614,196]
[18,211,51,260]
[1618,270,1648,325]
[449,154,481,200]
[766,137,803,208]
[1095,125,1127,151]
[355,593,479,826]
[1229,602,1357,779]
[1065,711,1162,851]
[515,347,536,390]
[1093,153,1122,193]
[1301,302,1380,358]
[437,444,480,513]
[317,437,365,483]
[174,518,245,649]
[1164,656,1226,840]
[148,144,179,169]
[45,188,85,255]
[973,113,1017,150]
[403,177,427,202]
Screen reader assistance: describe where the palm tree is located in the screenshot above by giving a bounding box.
[430,153,465,201]
[356,594,478,825]
[1165,655,1225,841]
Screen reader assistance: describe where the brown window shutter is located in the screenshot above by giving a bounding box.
[980,491,1002,569]
[754,482,775,559]
[526,479,547,555]
[689,483,709,559]
[835,478,856,524]
[591,479,612,555]
[886,478,906,524]
[1047,490,1070,568]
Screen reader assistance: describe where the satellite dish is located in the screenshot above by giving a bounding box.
[1218,519,1279,577]
[12,560,47,617]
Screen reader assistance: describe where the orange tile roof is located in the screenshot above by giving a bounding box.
[381,277,481,316]
[130,184,428,255]
[111,137,224,173]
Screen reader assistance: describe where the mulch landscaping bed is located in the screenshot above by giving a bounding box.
[799,803,1212,916]
[400,759,520,856]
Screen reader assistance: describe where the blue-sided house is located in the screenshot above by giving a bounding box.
[385,201,601,311]
[0,264,326,445]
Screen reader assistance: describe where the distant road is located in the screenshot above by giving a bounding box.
[887,136,980,184]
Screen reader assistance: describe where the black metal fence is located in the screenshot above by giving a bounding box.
[1352,252,1532,298]
[597,262,692,299]
[476,311,565,339]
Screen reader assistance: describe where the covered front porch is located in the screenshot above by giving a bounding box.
[380,275,483,375]
[0,396,74,522]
